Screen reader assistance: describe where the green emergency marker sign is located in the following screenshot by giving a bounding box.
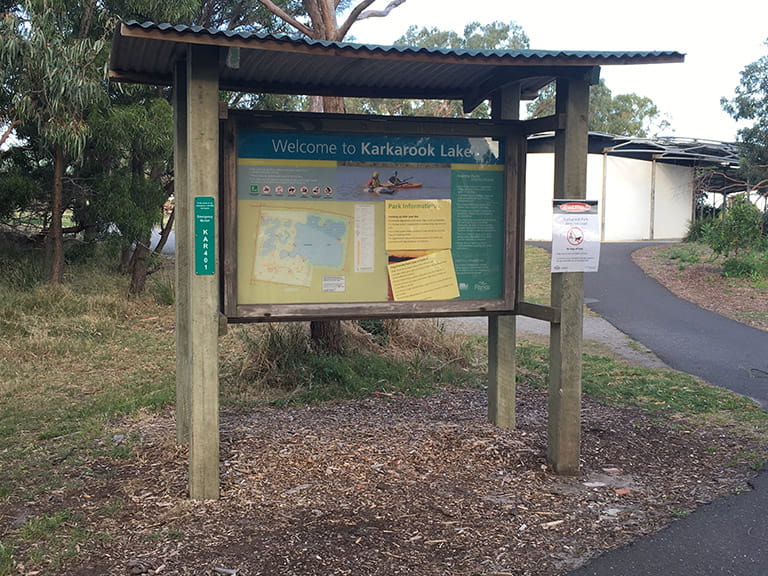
[194,196,215,275]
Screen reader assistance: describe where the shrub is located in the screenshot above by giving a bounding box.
[685,216,715,242]
[704,196,762,257]
[722,250,768,279]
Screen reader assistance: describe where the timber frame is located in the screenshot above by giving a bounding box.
[109,21,683,499]
[220,110,539,323]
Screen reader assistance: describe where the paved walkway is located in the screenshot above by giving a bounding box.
[584,242,768,408]
[567,242,768,575]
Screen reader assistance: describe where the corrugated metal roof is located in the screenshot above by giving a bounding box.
[529,133,739,167]
[109,21,684,109]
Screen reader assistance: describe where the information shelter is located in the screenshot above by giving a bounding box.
[109,21,683,499]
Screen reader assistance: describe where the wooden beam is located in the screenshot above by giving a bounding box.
[548,75,589,475]
[487,84,521,429]
[174,58,191,445]
[517,301,560,324]
[522,114,565,135]
[220,118,237,317]
[233,298,513,322]
[230,110,522,138]
[185,44,221,500]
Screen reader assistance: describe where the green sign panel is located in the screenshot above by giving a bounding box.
[194,196,215,276]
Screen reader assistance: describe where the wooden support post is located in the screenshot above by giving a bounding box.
[548,75,589,475]
[173,58,190,445]
[487,85,522,428]
[185,45,220,499]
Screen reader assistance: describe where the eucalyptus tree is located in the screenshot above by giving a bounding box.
[527,79,669,138]
[257,0,409,113]
[722,38,768,193]
[0,1,108,283]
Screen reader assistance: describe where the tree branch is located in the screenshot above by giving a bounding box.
[319,0,338,40]
[358,0,407,20]
[0,120,20,149]
[300,1,321,37]
[258,0,315,38]
[337,0,378,39]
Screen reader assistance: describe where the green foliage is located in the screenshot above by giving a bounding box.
[527,80,669,137]
[685,215,717,242]
[357,318,390,345]
[722,38,768,189]
[224,320,484,406]
[703,195,762,257]
[395,21,529,50]
[19,511,72,541]
[0,1,108,160]
[0,542,13,575]
[1,2,179,282]
[88,172,165,243]
[517,343,764,416]
[106,0,199,25]
[0,166,39,220]
[661,244,703,268]
[722,250,768,279]
[149,267,175,305]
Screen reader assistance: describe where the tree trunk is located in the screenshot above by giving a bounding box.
[322,95,346,114]
[46,144,65,285]
[119,244,133,274]
[310,319,345,354]
[154,207,175,255]
[129,235,151,295]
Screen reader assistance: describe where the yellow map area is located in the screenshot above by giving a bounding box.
[252,207,349,287]
[237,200,390,305]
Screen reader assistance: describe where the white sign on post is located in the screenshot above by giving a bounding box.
[551,199,600,272]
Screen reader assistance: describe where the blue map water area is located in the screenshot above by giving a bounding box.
[286,215,346,268]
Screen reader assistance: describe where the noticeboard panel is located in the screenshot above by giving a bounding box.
[225,114,519,320]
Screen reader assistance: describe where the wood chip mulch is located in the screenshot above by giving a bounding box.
[40,385,765,576]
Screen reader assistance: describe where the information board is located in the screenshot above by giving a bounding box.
[235,129,506,306]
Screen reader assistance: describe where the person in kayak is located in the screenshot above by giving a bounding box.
[387,170,405,186]
[366,171,382,190]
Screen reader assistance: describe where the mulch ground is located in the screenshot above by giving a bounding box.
[10,385,763,576]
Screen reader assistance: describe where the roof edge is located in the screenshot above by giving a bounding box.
[118,20,686,65]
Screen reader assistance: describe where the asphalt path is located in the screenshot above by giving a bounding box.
[583,242,768,408]
[566,242,768,576]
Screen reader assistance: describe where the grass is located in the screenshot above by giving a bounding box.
[660,243,711,270]
[517,343,768,446]
[221,319,486,406]
[0,236,767,574]
[521,245,551,304]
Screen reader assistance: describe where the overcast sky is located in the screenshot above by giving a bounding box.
[348,0,768,142]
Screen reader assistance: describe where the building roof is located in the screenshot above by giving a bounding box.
[528,133,739,167]
[109,21,684,112]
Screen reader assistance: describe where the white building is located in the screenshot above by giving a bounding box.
[524,134,740,242]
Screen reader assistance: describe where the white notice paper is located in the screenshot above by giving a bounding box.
[354,204,375,273]
[551,200,601,272]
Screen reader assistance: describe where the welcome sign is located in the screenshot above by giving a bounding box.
[235,129,507,306]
